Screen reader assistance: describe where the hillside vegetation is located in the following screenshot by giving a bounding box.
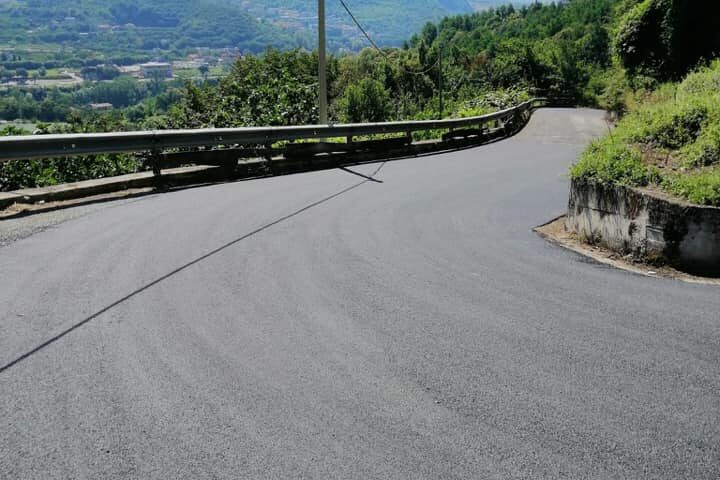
[3,0,720,198]
[169,0,619,130]
[0,0,631,191]
[0,0,302,53]
[243,0,473,50]
[572,62,720,205]
[572,0,720,206]
[0,0,503,54]
[0,1,555,55]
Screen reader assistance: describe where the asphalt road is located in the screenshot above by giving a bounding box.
[1,109,718,479]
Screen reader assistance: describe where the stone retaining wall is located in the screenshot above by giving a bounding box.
[566,178,720,276]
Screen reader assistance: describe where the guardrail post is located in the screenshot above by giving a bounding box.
[263,142,275,175]
[146,132,167,189]
[150,148,165,189]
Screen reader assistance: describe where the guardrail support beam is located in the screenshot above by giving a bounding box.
[0,100,547,165]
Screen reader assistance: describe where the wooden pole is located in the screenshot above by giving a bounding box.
[318,0,328,124]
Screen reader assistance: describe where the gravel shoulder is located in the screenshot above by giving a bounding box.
[535,216,720,286]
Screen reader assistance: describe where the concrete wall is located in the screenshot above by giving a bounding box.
[567,178,720,276]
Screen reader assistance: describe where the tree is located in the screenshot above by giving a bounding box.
[421,22,438,46]
[169,50,324,128]
[615,0,720,80]
[148,69,166,95]
[338,78,392,123]
[199,64,210,80]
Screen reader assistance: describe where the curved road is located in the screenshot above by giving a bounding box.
[1,109,718,479]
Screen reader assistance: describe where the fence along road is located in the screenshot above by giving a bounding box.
[1,108,719,479]
[0,100,540,163]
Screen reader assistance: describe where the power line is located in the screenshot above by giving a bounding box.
[336,0,444,76]
[337,0,384,55]
[336,0,466,119]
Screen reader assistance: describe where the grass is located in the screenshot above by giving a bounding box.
[663,167,720,206]
[570,137,659,186]
[571,61,720,206]
[681,123,720,168]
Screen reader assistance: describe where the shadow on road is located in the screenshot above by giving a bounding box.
[0,163,386,375]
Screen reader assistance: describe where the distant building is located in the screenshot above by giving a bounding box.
[89,103,113,110]
[140,62,172,79]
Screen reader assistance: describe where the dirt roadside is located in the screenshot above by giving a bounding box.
[535,216,720,286]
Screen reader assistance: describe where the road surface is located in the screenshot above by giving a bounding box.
[1,109,718,479]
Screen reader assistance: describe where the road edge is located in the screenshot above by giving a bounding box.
[534,216,720,286]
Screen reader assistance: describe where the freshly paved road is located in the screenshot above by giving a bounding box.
[1,109,718,479]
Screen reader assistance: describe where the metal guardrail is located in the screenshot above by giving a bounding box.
[0,99,545,163]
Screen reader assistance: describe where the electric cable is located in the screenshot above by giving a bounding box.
[336,0,449,76]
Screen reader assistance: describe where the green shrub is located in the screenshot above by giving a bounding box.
[337,78,393,124]
[681,123,720,167]
[663,167,720,206]
[572,62,720,206]
[0,154,143,192]
[1,124,143,191]
[570,137,657,186]
[627,101,708,149]
[677,61,720,98]
[597,68,631,116]
[615,0,720,81]
[614,0,669,79]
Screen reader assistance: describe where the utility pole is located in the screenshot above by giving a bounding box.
[438,46,444,119]
[318,0,328,124]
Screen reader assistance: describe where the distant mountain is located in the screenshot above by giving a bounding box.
[0,0,304,55]
[240,0,474,50]
[468,0,544,9]
[441,0,478,10]
[0,0,539,56]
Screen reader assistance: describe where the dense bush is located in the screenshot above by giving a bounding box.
[627,102,710,150]
[0,124,144,192]
[4,0,720,195]
[168,0,623,129]
[168,50,326,128]
[337,79,392,123]
[681,124,720,168]
[570,137,658,185]
[572,61,720,205]
[663,167,720,206]
[615,0,720,81]
[0,153,143,192]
